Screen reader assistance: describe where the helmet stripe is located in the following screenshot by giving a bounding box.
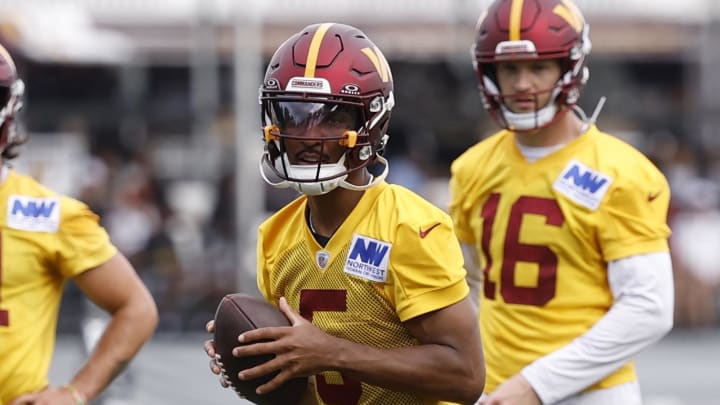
[360,46,390,83]
[0,44,16,73]
[554,0,584,32]
[475,9,488,32]
[304,23,334,78]
[509,0,525,41]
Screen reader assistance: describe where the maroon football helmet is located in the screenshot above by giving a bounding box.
[0,43,24,158]
[259,23,394,195]
[472,0,591,131]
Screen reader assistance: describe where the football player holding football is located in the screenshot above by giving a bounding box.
[205,23,485,404]
[449,1,674,404]
[0,44,158,405]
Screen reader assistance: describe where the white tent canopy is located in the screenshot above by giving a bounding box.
[0,0,715,63]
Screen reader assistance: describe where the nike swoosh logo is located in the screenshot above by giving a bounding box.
[419,223,442,238]
[648,191,661,202]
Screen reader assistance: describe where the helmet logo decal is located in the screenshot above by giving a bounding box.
[509,0,525,41]
[286,77,331,94]
[360,47,391,83]
[316,250,330,269]
[554,0,584,32]
[339,84,360,95]
[304,23,334,78]
[264,78,280,90]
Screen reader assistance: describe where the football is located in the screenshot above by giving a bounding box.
[213,293,308,404]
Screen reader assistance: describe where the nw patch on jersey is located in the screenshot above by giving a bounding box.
[7,195,61,232]
[553,159,613,210]
[344,234,391,283]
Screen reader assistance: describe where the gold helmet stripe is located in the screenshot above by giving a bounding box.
[304,23,334,78]
[0,44,16,73]
[554,0,584,32]
[475,9,488,31]
[361,46,390,83]
[509,0,525,41]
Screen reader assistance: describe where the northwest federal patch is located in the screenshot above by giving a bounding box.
[553,159,612,210]
[7,195,60,232]
[343,233,391,283]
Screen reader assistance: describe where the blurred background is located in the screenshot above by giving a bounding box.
[1,0,716,403]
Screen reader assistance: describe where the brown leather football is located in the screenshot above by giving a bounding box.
[213,293,307,404]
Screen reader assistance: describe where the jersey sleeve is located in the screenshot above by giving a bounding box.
[56,197,117,278]
[256,227,273,303]
[448,157,476,245]
[598,162,671,261]
[389,217,469,322]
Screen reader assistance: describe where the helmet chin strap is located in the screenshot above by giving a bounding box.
[500,101,557,131]
[259,153,388,196]
[337,154,388,192]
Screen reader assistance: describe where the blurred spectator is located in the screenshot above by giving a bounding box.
[386,125,433,198]
[102,153,183,330]
[106,163,162,257]
[670,176,720,327]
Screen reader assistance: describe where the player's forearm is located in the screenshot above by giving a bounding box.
[331,337,482,404]
[71,298,158,401]
[522,252,674,403]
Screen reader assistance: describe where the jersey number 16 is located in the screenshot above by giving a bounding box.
[480,194,564,307]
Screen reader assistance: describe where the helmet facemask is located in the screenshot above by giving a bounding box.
[480,71,562,131]
[260,92,393,196]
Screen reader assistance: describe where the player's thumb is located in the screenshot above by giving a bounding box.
[278,296,304,326]
[10,393,38,405]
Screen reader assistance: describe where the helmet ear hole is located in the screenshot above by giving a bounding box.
[357,145,372,161]
[376,134,389,155]
[370,116,391,153]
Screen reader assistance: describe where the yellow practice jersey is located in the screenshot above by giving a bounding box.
[258,182,469,405]
[0,169,117,404]
[449,125,670,393]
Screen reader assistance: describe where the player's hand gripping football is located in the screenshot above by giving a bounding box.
[231,297,335,395]
[204,320,231,388]
[9,385,85,405]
